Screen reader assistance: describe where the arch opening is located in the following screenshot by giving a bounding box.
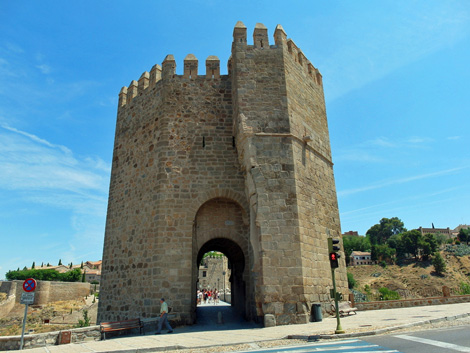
[191,197,253,325]
[194,239,249,326]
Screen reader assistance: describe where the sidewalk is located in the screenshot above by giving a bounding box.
[11,302,470,353]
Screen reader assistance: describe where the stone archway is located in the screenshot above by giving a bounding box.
[191,198,253,323]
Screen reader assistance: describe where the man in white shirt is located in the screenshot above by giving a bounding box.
[156,298,173,334]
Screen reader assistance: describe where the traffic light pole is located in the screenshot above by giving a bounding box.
[331,268,344,334]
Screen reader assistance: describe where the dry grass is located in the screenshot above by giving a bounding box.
[348,251,470,298]
[0,299,96,336]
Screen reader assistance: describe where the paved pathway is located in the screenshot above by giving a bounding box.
[10,302,470,353]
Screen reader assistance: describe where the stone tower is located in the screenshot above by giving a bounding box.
[98,22,346,327]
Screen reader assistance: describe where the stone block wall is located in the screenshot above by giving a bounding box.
[231,22,346,325]
[355,295,470,311]
[0,281,17,317]
[0,281,90,308]
[99,53,249,324]
[0,326,100,351]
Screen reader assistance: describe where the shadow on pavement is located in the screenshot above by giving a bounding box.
[176,301,262,333]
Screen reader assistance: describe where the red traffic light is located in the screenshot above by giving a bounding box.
[329,252,339,268]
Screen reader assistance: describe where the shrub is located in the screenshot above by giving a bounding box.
[364,284,372,296]
[459,281,470,295]
[445,244,470,257]
[5,268,81,282]
[432,252,446,275]
[347,272,356,289]
[378,287,400,301]
[77,310,90,327]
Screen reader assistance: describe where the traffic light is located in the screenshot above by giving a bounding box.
[329,252,339,268]
[328,238,341,269]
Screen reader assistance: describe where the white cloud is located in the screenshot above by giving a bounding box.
[406,137,434,144]
[0,124,109,269]
[4,42,24,54]
[370,137,398,148]
[36,64,52,74]
[322,2,470,102]
[335,135,436,163]
[0,124,109,194]
[334,149,384,163]
[338,167,466,197]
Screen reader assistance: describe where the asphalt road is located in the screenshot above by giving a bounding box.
[233,325,470,352]
[363,325,470,353]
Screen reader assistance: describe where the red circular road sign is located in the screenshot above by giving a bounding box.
[23,278,37,292]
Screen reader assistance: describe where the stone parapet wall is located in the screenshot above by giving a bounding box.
[355,295,470,311]
[0,326,100,351]
[0,294,16,318]
[2,281,91,306]
[0,281,17,317]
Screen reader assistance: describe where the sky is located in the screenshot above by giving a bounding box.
[0,1,469,279]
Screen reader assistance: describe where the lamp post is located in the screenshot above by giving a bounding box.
[222,271,226,302]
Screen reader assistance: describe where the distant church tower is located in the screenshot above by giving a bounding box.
[98,22,346,327]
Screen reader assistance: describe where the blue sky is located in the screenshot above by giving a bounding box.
[1,1,469,279]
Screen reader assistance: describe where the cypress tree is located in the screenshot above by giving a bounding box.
[432,252,446,275]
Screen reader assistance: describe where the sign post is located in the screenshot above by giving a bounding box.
[20,278,36,350]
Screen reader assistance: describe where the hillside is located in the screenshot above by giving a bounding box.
[0,297,98,336]
[348,248,470,299]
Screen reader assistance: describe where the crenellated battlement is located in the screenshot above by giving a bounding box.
[232,21,322,86]
[119,22,322,108]
[119,54,221,107]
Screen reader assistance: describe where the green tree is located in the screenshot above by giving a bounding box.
[366,217,406,245]
[80,261,84,269]
[31,262,35,269]
[400,230,422,259]
[387,233,401,250]
[435,233,448,247]
[432,252,446,275]
[371,244,396,264]
[343,235,370,265]
[58,259,62,266]
[458,228,470,245]
[421,233,438,260]
[61,268,82,282]
[6,268,60,281]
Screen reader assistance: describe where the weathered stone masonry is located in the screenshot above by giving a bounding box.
[98,22,347,327]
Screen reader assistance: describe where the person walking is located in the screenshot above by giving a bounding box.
[156,298,173,334]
